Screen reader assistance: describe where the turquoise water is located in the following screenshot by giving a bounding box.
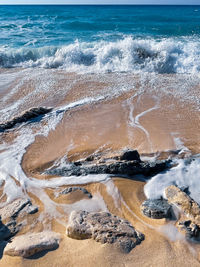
[0,5,200,73]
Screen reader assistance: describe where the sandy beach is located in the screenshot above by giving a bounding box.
[0,67,199,266]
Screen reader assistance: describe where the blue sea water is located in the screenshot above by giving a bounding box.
[0,5,200,73]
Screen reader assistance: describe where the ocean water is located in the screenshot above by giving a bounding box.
[1,5,200,73]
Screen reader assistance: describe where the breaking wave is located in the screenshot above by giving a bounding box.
[1,37,200,74]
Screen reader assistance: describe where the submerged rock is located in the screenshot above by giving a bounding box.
[58,187,92,199]
[66,210,144,253]
[0,107,52,132]
[4,231,60,257]
[141,199,172,219]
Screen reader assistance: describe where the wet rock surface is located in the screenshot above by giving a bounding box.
[141,199,172,219]
[58,187,92,199]
[164,185,200,240]
[141,185,200,240]
[46,150,170,177]
[0,198,38,222]
[178,220,200,240]
[4,231,60,257]
[66,210,144,253]
[0,198,38,242]
[0,107,52,132]
[165,185,200,223]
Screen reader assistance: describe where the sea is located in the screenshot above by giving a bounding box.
[0,5,200,73]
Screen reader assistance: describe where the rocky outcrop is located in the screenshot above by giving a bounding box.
[141,199,172,219]
[4,231,60,257]
[0,198,38,222]
[165,185,200,223]
[0,107,52,132]
[165,185,200,240]
[178,220,200,239]
[0,198,38,241]
[66,210,144,253]
[58,187,92,199]
[46,149,170,177]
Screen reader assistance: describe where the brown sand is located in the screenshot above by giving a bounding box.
[0,70,200,266]
[1,178,200,267]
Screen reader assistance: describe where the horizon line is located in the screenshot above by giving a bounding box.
[0,4,200,6]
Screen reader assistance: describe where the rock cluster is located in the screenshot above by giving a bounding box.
[66,210,144,253]
[165,185,200,239]
[4,231,60,257]
[141,185,200,240]
[46,149,170,177]
[0,107,52,132]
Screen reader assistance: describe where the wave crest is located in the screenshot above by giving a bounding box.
[1,37,200,74]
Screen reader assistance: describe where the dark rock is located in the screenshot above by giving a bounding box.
[179,220,200,240]
[141,199,172,219]
[0,107,52,132]
[66,210,144,253]
[120,150,141,162]
[47,159,170,178]
[59,187,92,199]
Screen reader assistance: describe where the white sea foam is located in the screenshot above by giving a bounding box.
[144,155,200,204]
[0,95,109,214]
[1,37,200,74]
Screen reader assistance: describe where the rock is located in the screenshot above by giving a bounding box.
[47,159,170,178]
[165,185,200,239]
[0,198,38,241]
[178,220,200,239]
[0,107,52,132]
[141,199,172,219]
[120,150,141,162]
[0,198,38,222]
[59,187,92,199]
[66,210,144,253]
[0,220,16,241]
[4,231,60,257]
[165,185,200,223]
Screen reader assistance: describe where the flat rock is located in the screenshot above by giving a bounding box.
[0,198,38,222]
[58,187,92,199]
[165,185,200,223]
[47,159,169,178]
[0,107,52,132]
[4,231,60,257]
[141,199,172,219]
[66,210,144,253]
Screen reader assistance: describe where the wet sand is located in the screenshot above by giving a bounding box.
[0,70,200,266]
